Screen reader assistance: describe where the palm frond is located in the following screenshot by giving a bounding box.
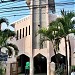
[0,18,9,26]
[71,20,75,29]
[69,29,75,34]
[40,36,50,48]
[66,11,75,20]
[38,10,75,54]
[5,46,13,57]
[7,43,19,51]
[3,43,19,56]
[0,18,18,57]
[3,29,16,37]
[7,43,19,55]
[38,28,48,36]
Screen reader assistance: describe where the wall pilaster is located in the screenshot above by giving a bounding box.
[30,57,34,75]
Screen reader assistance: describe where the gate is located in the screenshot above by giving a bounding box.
[10,62,18,75]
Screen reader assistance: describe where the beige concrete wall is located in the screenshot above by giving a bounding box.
[7,7,58,75]
[33,48,48,58]
[69,35,75,65]
[59,38,66,55]
[10,7,58,59]
[5,0,75,75]
[49,13,57,23]
[6,63,10,75]
[6,10,75,75]
[6,15,33,75]
[11,15,32,56]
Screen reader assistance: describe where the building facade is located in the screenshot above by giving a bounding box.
[6,0,75,75]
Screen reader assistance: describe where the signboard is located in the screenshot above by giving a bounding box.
[0,52,8,61]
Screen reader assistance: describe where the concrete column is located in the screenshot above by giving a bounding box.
[50,62,55,75]
[47,57,50,75]
[30,57,34,75]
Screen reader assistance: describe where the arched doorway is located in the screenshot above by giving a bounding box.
[17,54,29,74]
[34,54,47,75]
[51,53,66,74]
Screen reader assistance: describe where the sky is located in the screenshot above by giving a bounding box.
[0,0,75,30]
[0,0,30,30]
[55,0,75,15]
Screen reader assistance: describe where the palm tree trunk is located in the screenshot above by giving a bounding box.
[54,48,56,55]
[0,47,1,55]
[54,48,59,70]
[68,38,71,75]
[64,37,68,75]
[52,42,60,73]
[0,25,1,30]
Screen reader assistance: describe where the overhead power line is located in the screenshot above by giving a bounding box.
[0,7,74,15]
[0,1,75,9]
[1,7,75,17]
[0,1,75,18]
[0,7,74,17]
[0,0,25,4]
[0,0,25,7]
[0,2,75,12]
[0,10,75,18]
[0,8,30,13]
[0,7,74,13]
[0,6,28,9]
[2,13,30,17]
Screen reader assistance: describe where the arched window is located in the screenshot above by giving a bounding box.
[26,27,27,36]
[29,25,30,35]
[23,28,24,37]
[20,29,21,39]
[16,30,18,40]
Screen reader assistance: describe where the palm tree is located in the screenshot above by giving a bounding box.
[0,18,19,57]
[0,18,19,75]
[38,20,62,72]
[38,10,75,75]
[38,15,66,55]
[56,10,75,75]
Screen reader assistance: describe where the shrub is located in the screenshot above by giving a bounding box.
[71,65,75,71]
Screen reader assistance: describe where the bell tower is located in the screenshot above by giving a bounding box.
[26,0,55,49]
[31,0,55,49]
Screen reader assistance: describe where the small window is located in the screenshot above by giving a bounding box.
[23,28,24,37]
[16,30,18,40]
[29,26,30,35]
[20,29,21,39]
[26,27,27,36]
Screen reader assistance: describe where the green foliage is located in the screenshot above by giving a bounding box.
[55,64,65,75]
[0,62,6,75]
[38,19,62,51]
[71,65,75,70]
[38,10,75,52]
[3,29,16,37]
[0,68,4,75]
[38,10,75,75]
[0,18,19,57]
[0,68,5,75]
[55,67,64,75]
[0,29,16,46]
[0,18,9,26]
